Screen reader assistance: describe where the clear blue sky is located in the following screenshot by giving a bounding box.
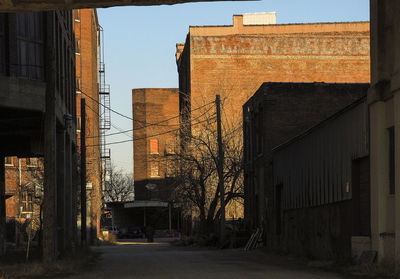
[97,0,370,174]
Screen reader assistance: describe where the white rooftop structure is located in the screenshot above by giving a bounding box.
[243,12,277,26]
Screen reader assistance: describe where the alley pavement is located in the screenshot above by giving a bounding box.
[68,238,348,279]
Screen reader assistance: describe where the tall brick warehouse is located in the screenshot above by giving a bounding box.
[74,9,102,241]
[132,88,179,201]
[176,14,370,122]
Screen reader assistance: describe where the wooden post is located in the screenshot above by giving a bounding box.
[80,98,87,246]
[216,95,225,245]
[43,12,58,263]
[0,155,6,256]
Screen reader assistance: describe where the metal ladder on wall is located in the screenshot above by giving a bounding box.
[244,228,263,251]
[98,25,111,187]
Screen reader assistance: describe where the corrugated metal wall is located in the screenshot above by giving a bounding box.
[273,100,368,210]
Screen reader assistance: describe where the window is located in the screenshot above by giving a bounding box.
[165,139,176,154]
[150,162,159,177]
[389,127,395,195]
[26,157,37,167]
[150,139,159,154]
[76,116,81,132]
[21,191,34,213]
[166,161,175,177]
[16,13,44,80]
[73,10,81,22]
[4,157,13,166]
[75,38,80,54]
[76,77,81,92]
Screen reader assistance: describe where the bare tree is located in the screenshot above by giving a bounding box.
[173,109,244,235]
[104,164,134,203]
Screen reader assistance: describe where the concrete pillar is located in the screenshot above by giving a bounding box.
[394,91,400,264]
[43,11,57,263]
[370,101,389,260]
[0,155,6,256]
[56,129,66,254]
[65,136,73,252]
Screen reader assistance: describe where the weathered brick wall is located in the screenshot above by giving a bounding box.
[75,9,102,237]
[178,17,370,122]
[132,88,179,201]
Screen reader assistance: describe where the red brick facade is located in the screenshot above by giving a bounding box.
[177,15,370,121]
[132,88,179,201]
[74,9,102,238]
[5,157,42,221]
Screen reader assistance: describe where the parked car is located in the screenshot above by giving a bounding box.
[117,226,144,239]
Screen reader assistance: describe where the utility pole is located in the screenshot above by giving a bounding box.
[80,98,87,246]
[216,95,225,245]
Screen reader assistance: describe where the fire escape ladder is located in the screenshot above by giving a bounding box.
[98,25,111,185]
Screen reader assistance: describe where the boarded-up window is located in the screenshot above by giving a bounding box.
[150,138,159,154]
[150,162,159,177]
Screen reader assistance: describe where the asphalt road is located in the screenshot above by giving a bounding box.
[68,239,348,279]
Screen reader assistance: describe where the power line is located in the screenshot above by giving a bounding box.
[80,88,215,126]
[86,103,216,139]
[86,116,217,148]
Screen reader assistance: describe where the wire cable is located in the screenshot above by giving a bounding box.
[86,116,217,147]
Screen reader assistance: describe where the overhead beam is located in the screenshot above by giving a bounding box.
[0,0,242,12]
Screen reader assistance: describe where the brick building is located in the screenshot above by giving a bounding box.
[176,14,370,222]
[243,82,369,252]
[176,14,370,123]
[132,88,179,201]
[3,9,104,246]
[74,9,105,241]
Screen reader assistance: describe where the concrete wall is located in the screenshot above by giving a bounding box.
[369,0,400,264]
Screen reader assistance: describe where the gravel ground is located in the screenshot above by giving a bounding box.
[67,238,349,279]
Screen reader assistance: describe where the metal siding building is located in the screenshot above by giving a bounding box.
[272,98,370,259]
[274,100,369,209]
